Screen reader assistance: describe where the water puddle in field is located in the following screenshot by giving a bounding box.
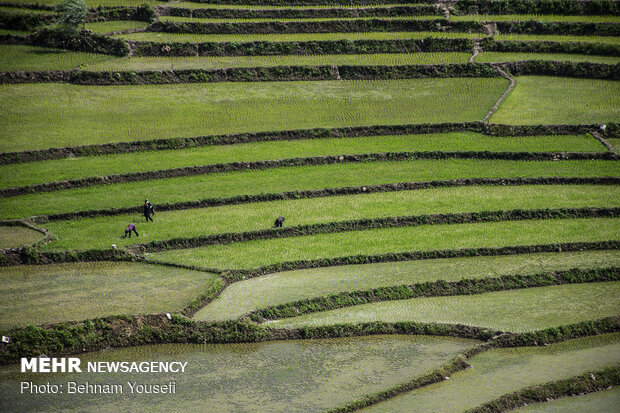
[0,335,478,412]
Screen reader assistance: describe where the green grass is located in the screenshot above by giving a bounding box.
[0,261,220,329]
[172,2,427,9]
[150,217,620,270]
[362,334,620,412]
[493,33,620,45]
[475,52,620,64]
[0,44,114,71]
[42,185,620,251]
[0,336,478,412]
[160,15,443,23]
[116,30,484,42]
[84,20,149,34]
[194,250,620,321]
[0,28,32,35]
[607,138,620,152]
[267,282,620,331]
[452,14,620,23]
[0,133,604,190]
[0,225,42,248]
[490,76,620,125]
[514,386,620,413]
[1,0,165,6]
[2,159,617,220]
[0,6,51,13]
[0,78,507,152]
[83,52,471,71]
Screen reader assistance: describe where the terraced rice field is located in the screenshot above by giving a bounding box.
[0,0,619,411]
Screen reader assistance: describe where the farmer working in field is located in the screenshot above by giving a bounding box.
[144,199,155,222]
[123,223,139,238]
[274,216,285,228]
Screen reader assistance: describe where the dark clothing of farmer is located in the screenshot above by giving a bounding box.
[274,216,285,228]
[124,224,139,238]
[144,200,154,222]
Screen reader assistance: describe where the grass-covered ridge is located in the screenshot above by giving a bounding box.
[0,261,221,329]
[150,217,620,270]
[0,133,604,190]
[267,282,620,331]
[0,45,114,71]
[512,386,620,413]
[474,52,620,64]
[40,185,620,251]
[194,250,620,321]
[0,79,507,152]
[1,159,617,220]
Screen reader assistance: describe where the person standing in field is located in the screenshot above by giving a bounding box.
[274,216,285,228]
[123,224,139,238]
[144,199,154,222]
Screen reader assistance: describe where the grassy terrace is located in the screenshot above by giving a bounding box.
[83,52,472,70]
[195,250,620,321]
[0,79,506,152]
[490,76,620,125]
[362,334,620,412]
[117,31,484,42]
[42,185,620,250]
[0,226,42,248]
[452,14,620,23]
[267,282,620,331]
[1,0,165,6]
[170,3,429,9]
[0,262,221,329]
[151,217,620,270]
[1,159,617,219]
[474,52,620,64]
[41,184,620,250]
[84,20,149,34]
[159,15,443,23]
[0,336,478,412]
[514,387,620,413]
[0,45,114,71]
[0,133,604,189]
[0,6,51,13]
[493,33,620,45]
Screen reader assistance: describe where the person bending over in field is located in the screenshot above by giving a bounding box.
[144,199,154,222]
[274,216,285,228]
[123,223,139,238]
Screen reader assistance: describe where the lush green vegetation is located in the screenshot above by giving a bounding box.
[2,159,617,219]
[160,15,443,23]
[607,138,620,152]
[1,0,164,6]
[514,386,620,413]
[0,44,113,71]
[84,52,472,71]
[452,14,620,23]
[493,33,620,45]
[117,31,484,42]
[362,334,620,412]
[474,52,620,64]
[84,20,148,33]
[0,336,477,411]
[0,79,507,152]
[151,217,620,270]
[0,133,603,189]
[171,2,428,9]
[194,250,620,321]
[490,76,620,125]
[42,185,620,250]
[0,226,42,248]
[0,261,220,329]
[0,6,51,13]
[267,282,620,331]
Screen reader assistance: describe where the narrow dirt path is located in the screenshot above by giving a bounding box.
[469,39,481,63]
[483,65,516,122]
[591,130,617,154]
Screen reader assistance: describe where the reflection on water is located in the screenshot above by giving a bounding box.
[0,335,477,412]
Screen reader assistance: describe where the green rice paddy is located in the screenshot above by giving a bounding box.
[0,261,221,329]
[160,15,443,23]
[267,282,620,331]
[0,225,42,248]
[171,3,428,10]
[151,218,620,270]
[361,334,620,412]
[452,14,620,23]
[490,76,620,125]
[84,20,149,33]
[194,250,620,321]
[42,185,620,251]
[83,52,471,71]
[0,133,603,189]
[493,33,620,45]
[0,78,507,152]
[0,44,113,71]
[474,52,620,64]
[514,386,620,413]
[1,159,617,219]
